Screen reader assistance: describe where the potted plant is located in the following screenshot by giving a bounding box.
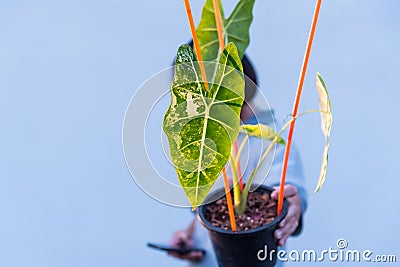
[162,0,330,266]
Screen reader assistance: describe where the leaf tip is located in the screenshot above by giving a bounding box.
[313,186,322,194]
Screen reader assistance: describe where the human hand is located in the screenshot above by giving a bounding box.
[271,184,302,247]
[167,220,204,262]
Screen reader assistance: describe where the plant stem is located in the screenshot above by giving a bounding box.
[235,135,249,168]
[233,141,244,191]
[277,0,323,216]
[229,154,241,207]
[237,135,281,214]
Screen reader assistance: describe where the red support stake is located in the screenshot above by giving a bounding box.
[277,0,323,215]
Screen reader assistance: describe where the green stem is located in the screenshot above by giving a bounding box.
[236,136,279,214]
[229,154,241,207]
[235,135,249,167]
[236,109,326,214]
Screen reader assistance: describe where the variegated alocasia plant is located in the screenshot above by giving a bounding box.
[163,50,333,211]
[163,0,332,212]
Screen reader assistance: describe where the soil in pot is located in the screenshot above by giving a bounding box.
[205,190,277,232]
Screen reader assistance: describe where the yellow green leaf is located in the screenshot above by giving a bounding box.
[240,123,285,145]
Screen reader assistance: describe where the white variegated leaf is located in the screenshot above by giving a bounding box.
[314,73,332,193]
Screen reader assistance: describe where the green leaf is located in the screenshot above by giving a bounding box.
[314,73,333,193]
[240,124,285,145]
[163,42,245,208]
[196,0,255,62]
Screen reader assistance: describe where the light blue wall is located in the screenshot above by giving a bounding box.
[1,1,399,266]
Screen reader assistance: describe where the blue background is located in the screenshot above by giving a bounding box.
[1,0,399,266]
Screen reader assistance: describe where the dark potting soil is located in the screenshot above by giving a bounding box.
[205,191,277,232]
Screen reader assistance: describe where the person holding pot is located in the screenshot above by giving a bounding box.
[168,54,308,267]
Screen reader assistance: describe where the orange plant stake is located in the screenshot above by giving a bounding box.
[222,167,237,231]
[183,0,237,231]
[183,0,209,91]
[212,0,238,231]
[277,0,323,215]
[212,0,225,52]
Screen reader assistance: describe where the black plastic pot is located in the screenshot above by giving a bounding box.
[197,185,288,267]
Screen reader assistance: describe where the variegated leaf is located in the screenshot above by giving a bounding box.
[163,43,245,208]
[314,73,332,193]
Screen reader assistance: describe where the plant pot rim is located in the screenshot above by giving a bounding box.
[197,184,288,236]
